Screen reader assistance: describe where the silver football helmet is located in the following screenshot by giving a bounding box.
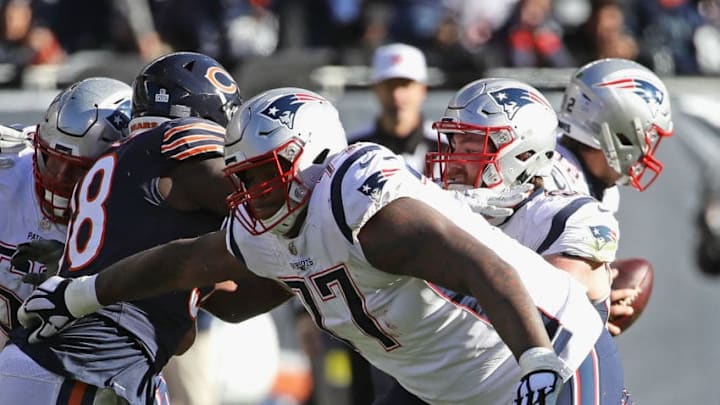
[224,88,348,235]
[34,77,132,223]
[559,58,674,191]
[426,78,558,190]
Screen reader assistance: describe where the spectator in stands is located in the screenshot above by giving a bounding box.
[629,0,705,74]
[348,43,435,171]
[583,1,638,62]
[504,0,576,67]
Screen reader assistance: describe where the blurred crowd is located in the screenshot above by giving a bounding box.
[1,0,720,90]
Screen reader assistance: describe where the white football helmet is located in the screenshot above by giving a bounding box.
[559,58,674,191]
[34,77,132,223]
[224,88,348,236]
[426,78,558,190]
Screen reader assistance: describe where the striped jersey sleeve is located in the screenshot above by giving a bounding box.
[160,117,225,161]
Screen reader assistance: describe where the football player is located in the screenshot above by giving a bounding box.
[426,78,625,403]
[0,77,132,351]
[18,87,619,404]
[0,52,291,405]
[547,58,674,335]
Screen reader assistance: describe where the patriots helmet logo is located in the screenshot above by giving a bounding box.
[595,78,664,116]
[261,93,325,129]
[106,109,130,132]
[357,168,400,201]
[489,88,550,120]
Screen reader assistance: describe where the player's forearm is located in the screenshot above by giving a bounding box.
[202,278,292,323]
[95,238,211,305]
[359,198,553,358]
[464,256,553,359]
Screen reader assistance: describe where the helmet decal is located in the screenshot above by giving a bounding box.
[261,93,325,130]
[489,88,551,120]
[106,106,131,132]
[204,66,238,94]
[595,78,664,117]
[154,88,170,103]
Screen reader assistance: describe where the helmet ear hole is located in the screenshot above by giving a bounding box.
[312,148,330,164]
[616,133,633,146]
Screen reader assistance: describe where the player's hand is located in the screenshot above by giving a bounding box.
[514,347,570,405]
[18,275,101,343]
[514,370,561,405]
[17,276,77,343]
[12,239,65,286]
[458,184,533,223]
[607,268,639,336]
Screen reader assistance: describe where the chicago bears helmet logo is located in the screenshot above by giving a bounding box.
[204,66,238,94]
[489,88,550,120]
[595,78,664,117]
[261,93,325,130]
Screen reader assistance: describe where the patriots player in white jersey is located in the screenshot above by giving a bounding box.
[0,78,131,350]
[17,87,613,405]
[428,77,620,322]
[426,78,626,403]
[545,58,674,334]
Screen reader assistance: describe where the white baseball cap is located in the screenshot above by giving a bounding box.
[370,43,427,84]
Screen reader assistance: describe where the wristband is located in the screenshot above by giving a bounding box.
[64,275,102,318]
[518,347,573,382]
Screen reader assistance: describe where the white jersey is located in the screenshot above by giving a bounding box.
[545,142,621,213]
[0,148,67,349]
[226,143,603,404]
[500,189,619,263]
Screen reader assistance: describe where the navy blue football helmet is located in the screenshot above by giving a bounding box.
[132,52,242,127]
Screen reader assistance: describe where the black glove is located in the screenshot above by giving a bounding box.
[11,239,65,286]
[513,369,561,405]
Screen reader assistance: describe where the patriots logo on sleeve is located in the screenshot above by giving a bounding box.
[357,168,400,202]
[261,93,326,130]
[590,225,617,243]
[595,78,664,116]
[489,88,550,120]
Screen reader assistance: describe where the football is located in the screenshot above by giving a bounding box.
[610,258,654,331]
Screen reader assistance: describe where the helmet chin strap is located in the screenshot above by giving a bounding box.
[265,204,301,236]
[265,164,327,237]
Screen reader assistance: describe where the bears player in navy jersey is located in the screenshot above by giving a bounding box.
[0,53,291,405]
[0,77,132,351]
[16,87,620,404]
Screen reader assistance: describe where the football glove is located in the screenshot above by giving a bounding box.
[11,239,65,286]
[18,275,101,343]
[513,347,571,405]
[455,183,533,224]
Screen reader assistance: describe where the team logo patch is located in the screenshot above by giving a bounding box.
[261,93,325,130]
[590,225,617,243]
[358,168,399,201]
[106,109,130,132]
[489,88,550,120]
[204,66,237,94]
[595,78,664,116]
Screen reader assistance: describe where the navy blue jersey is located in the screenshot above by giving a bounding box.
[12,117,226,405]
